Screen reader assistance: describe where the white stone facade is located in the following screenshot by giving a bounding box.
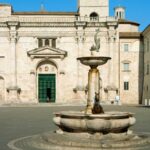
[0,1,143,105]
[142,25,150,105]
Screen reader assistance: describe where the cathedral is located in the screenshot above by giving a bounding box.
[0,0,143,105]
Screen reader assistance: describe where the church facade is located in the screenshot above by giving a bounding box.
[0,0,143,105]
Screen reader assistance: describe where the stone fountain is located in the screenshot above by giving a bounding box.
[8,29,150,150]
[49,29,150,149]
[53,29,136,135]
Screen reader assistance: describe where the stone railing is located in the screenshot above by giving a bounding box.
[76,16,117,22]
[0,16,117,23]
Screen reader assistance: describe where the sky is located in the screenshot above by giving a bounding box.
[0,0,149,31]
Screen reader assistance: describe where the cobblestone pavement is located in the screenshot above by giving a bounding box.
[0,104,150,150]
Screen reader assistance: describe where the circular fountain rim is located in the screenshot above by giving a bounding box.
[77,56,111,61]
[77,56,111,67]
[54,111,134,119]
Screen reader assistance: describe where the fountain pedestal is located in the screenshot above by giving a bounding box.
[86,67,100,114]
[77,56,111,114]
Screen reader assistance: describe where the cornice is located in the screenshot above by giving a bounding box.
[7,21,19,27]
[19,22,75,27]
[18,31,76,37]
[119,32,141,39]
[0,23,7,27]
[87,22,106,27]
[12,12,78,16]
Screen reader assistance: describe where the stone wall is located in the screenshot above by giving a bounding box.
[0,1,143,105]
[142,25,150,105]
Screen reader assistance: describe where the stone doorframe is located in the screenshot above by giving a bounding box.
[27,46,67,103]
[36,59,58,103]
[0,76,5,103]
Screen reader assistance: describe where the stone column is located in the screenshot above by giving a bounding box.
[86,67,100,114]
[7,22,19,102]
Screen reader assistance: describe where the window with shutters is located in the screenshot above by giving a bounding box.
[124,82,129,90]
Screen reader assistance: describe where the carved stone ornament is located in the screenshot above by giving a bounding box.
[90,29,100,52]
[108,30,117,42]
[75,31,86,43]
[45,66,49,72]
[9,31,18,42]
[6,86,21,94]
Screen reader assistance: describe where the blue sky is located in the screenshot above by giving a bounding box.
[0,0,149,31]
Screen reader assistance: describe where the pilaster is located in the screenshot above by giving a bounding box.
[107,26,118,101]
[7,21,20,102]
[74,23,86,92]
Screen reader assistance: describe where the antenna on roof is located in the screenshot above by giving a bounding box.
[40,1,45,12]
[117,0,123,6]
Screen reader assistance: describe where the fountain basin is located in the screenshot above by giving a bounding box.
[53,111,136,134]
[77,56,111,68]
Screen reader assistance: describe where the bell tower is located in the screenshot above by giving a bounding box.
[78,0,109,18]
[114,6,126,19]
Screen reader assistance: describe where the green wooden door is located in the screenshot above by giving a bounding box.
[38,74,56,103]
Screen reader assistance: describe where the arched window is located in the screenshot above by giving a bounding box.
[90,12,99,21]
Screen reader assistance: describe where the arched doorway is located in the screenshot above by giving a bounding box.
[36,60,57,103]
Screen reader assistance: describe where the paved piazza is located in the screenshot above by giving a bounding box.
[0,104,150,150]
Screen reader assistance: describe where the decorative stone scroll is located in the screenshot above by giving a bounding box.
[108,30,117,42]
[7,21,19,42]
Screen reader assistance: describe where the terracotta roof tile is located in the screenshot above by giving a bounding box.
[118,19,140,26]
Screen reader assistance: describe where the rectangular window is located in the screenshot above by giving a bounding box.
[124,44,129,52]
[124,82,129,90]
[147,64,149,75]
[45,39,49,46]
[38,39,43,47]
[144,43,146,53]
[147,40,149,52]
[144,63,146,75]
[38,38,56,48]
[123,63,129,71]
[52,39,56,48]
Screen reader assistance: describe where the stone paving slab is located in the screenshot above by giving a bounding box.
[0,105,149,150]
[0,102,86,108]
[7,131,150,150]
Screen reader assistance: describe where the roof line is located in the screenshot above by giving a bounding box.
[12,11,79,16]
[118,19,140,26]
[142,24,150,33]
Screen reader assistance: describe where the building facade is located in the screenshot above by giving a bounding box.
[142,25,150,105]
[0,0,143,105]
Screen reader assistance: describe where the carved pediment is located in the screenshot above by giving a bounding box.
[27,46,67,59]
